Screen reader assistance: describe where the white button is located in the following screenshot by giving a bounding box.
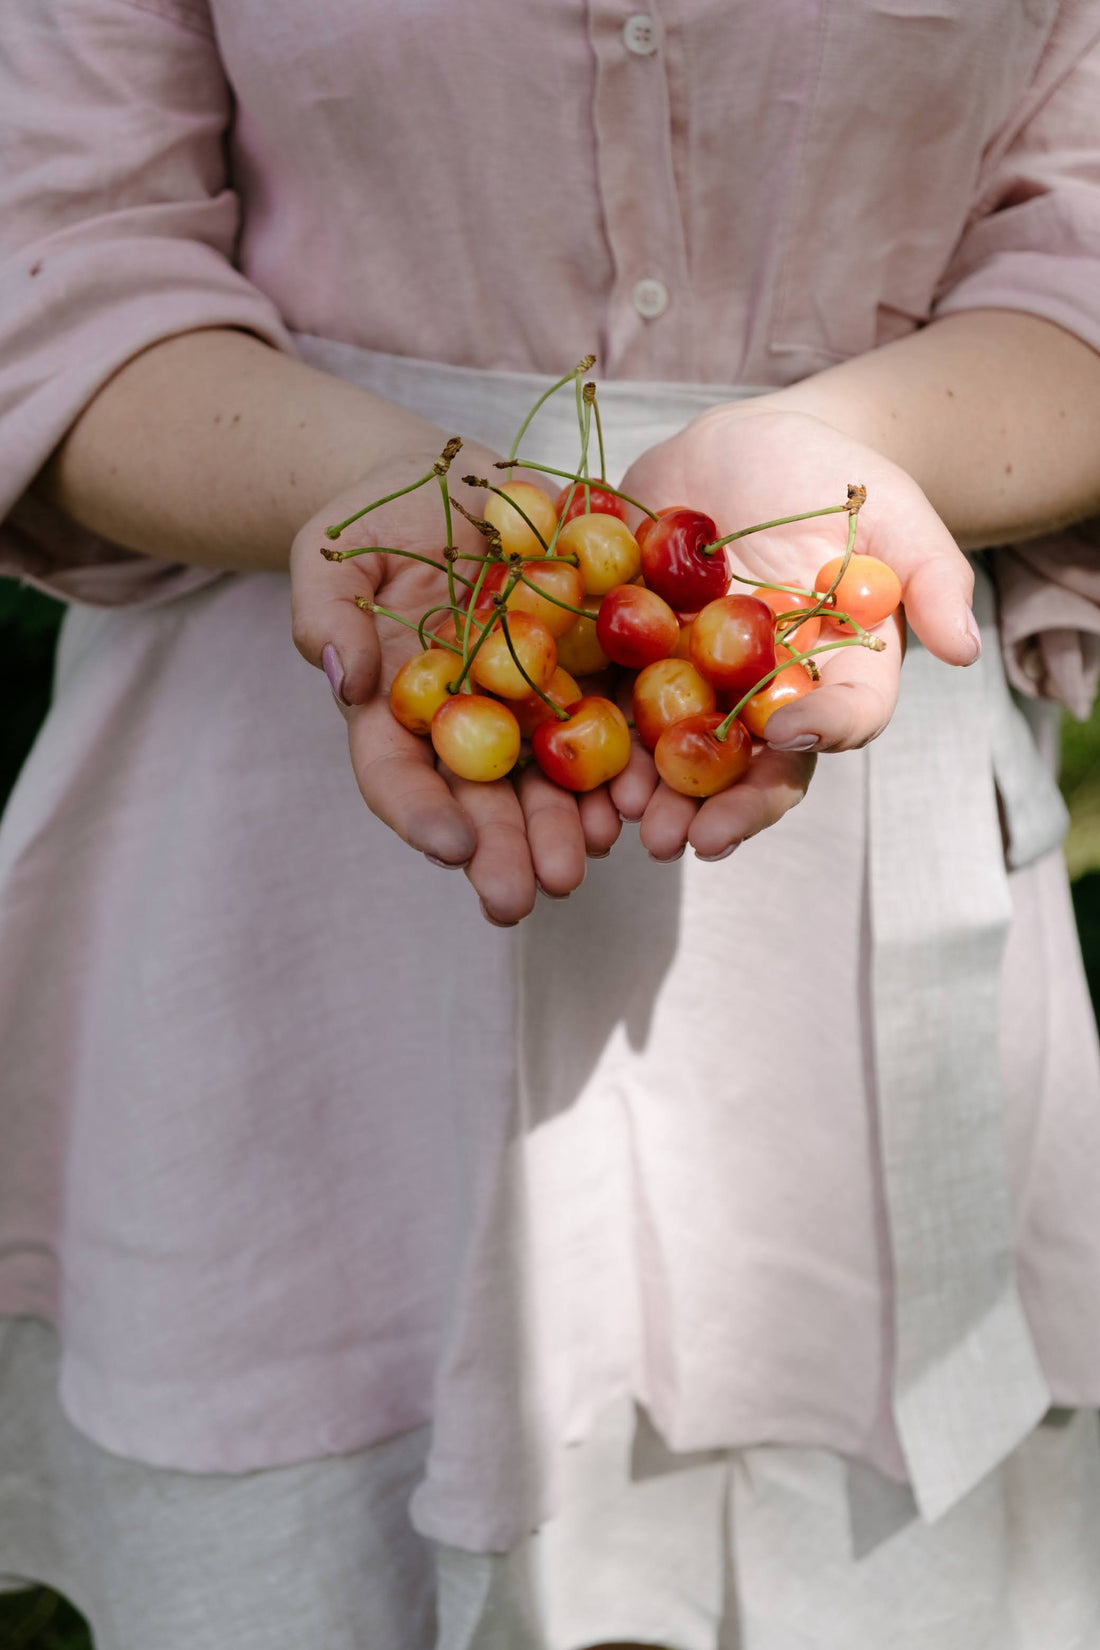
[623,13,658,55]
[633,277,669,320]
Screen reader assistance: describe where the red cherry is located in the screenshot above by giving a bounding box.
[532,696,632,792]
[555,482,629,526]
[653,712,752,798]
[637,507,728,612]
[689,594,776,697]
[595,584,679,670]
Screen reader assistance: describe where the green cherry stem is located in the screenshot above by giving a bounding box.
[713,633,885,742]
[320,542,476,587]
[353,597,465,657]
[701,501,851,557]
[506,355,596,466]
[324,469,442,540]
[515,570,593,620]
[496,459,658,521]
[499,613,570,721]
[583,382,607,481]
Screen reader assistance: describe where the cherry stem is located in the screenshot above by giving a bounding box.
[498,613,570,720]
[320,542,476,587]
[701,500,851,557]
[713,632,885,741]
[437,472,458,611]
[324,469,439,540]
[506,355,596,466]
[462,477,550,553]
[583,382,607,481]
[515,570,593,620]
[354,597,464,656]
[497,459,658,520]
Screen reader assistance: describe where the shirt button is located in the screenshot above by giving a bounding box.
[622,14,658,56]
[632,277,669,320]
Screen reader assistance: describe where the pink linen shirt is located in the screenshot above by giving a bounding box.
[2,0,1100,1550]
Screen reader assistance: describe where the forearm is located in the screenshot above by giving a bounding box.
[35,328,447,574]
[764,309,1100,549]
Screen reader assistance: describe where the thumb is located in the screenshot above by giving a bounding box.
[290,527,383,706]
[898,533,981,667]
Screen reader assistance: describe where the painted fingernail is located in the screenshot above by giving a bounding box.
[767,734,820,752]
[963,607,982,662]
[695,843,741,862]
[322,643,348,704]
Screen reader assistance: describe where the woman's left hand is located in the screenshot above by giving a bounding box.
[610,405,980,860]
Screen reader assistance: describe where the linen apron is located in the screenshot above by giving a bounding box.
[292,333,1066,1529]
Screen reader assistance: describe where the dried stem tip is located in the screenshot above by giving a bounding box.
[575,353,597,374]
[319,546,344,561]
[582,382,596,404]
[433,436,463,476]
[847,483,867,513]
[461,474,488,489]
[451,494,503,552]
[353,595,376,613]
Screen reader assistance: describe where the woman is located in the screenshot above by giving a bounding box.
[2,2,1100,1646]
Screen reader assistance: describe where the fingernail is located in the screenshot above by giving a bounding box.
[424,853,468,870]
[648,846,686,863]
[322,643,348,704]
[480,901,517,928]
[695,843,740,862]
[536,880,570,899]
[587,848,612,860]
[963,607,982,662]
[767,734,820,752]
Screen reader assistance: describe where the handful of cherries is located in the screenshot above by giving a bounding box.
[322,360,901,801]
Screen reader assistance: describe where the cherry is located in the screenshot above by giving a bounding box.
[756,584,821,651]
[814,554,901,632]
[532,695,632,792]
[637,507,728,612]
[654,712,752,798]
[431,694,521,782]
[632,657,717,751]
[483,481,557,558]
[510,666,583,739]
[555,481,629,526]
[556,513,642,595]
[389,648,465,735]
[689,594,776,697]
[555,603,611,676]
[469,611,557,699]
[503,559,585,638]
[595,584,679,670]
[738,650,817,738]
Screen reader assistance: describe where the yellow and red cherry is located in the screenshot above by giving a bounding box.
[483,481,557,558]
[556,513,642,596]
[654,712,752,798]
[555,603,611,676]
[756,584,821,651]
[632,657,717,751]
[637,507,729,613]
[433,604,494,651]
[554,482,629,527]
[689,594,777,697]
[431,694,521,782]
[509,666,583,739]
[531,695,632,792]
[504,560,585,638]
[739,651,817,739]
[672,618,695,660]
[470,611,557,699]
[389,648,465,735]
[814,554,902,632]
[595,584,679,670]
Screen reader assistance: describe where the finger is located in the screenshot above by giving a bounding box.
[347,699,477,865]
[290,530,383,706]
[446,772,538,924]
[688,748,816,859]
[862,493,978,667]
[516,765,588,897]
[764,613,902,753]
[638,782,699,860]
[608,738,660,821]
[579,786,623,857]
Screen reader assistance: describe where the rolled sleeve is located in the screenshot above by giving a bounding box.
[0,0,294,606]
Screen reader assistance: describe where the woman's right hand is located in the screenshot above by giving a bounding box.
[290,448,622,924]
